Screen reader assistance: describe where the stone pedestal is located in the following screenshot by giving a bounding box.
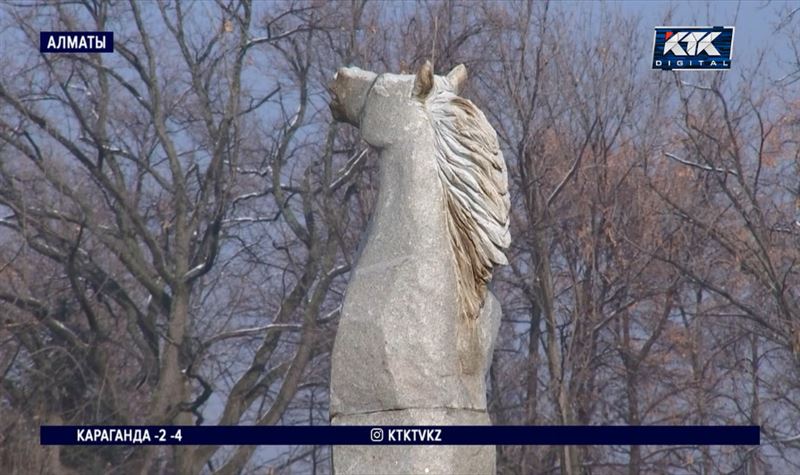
[331,408,495,475]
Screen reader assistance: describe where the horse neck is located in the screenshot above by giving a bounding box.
[357,132,451,269]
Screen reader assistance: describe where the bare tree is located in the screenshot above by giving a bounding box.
[0,1,369,473]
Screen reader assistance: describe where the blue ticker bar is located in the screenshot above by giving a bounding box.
[41,425,760,446]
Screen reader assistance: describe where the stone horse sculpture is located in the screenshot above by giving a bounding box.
[328,61,510,474]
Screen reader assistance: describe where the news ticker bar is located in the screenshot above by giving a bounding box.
[41,425,760,446]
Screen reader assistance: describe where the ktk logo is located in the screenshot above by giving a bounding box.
[663,31,721,56]
[652,26,734,71]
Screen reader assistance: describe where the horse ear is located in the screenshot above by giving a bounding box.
[447,64,468,94]
[413,60,434,99]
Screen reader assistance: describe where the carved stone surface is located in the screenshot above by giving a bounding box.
[328,62,509,475]
[331,281,502,415]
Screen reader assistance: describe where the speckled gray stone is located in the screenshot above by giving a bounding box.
[328,65,503,475]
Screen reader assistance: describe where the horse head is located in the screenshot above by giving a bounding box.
[329,61,468,148]
[330,60,509,327]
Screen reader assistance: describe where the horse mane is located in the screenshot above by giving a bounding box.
[426,86,511,322]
